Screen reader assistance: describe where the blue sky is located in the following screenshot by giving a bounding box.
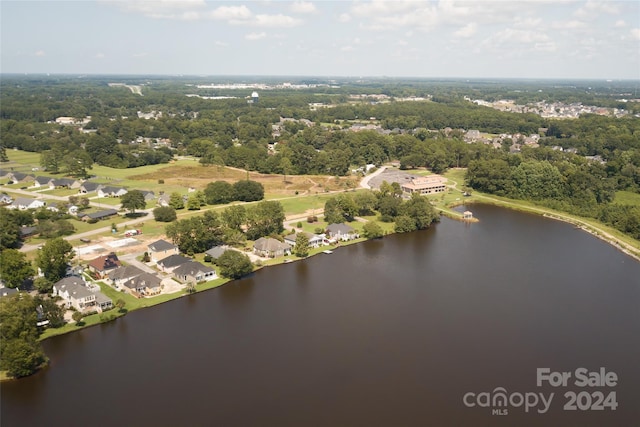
[1,1,639,79]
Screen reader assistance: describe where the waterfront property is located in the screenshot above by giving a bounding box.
[253,237,292,258]
[205,245,229,261]
[148,239,180,263]
[157,254,192,273]
[173,261,216,283]
[326,223,359,242]
[284,231,325,248]
[107,265,146,289]
[87,253,122,279]
[53,276,112,313]
[122,272,162,297]
[401,175,447,195]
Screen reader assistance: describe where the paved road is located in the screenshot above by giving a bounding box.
[4,187,119,210]
[359,166,387,189]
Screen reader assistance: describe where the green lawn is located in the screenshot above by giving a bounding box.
[614,190,640,206]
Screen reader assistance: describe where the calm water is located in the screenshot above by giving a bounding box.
[2,205,639,427]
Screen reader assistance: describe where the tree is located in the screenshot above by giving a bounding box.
[363,221,384,238]
[0,294,47,378]
[187,192,205,210]
[233,180,264,202]
[280,157,293,182]
[115,298,126,312]
[221,205,246,231]
[35,296,65,328]
[245,200,285,240]
[0,249,34,288]
[33,277,53,294]
[402,193,438,229]
[324,194,358,224]
[72,311,84,325]
[217,250,253,279]
[294,233,310,257]
[153,206,177,222]
[204,181,234,205]
[165,213,224,254]
[120,190,146,214]
[169,192,184,210]
[395,215,417,233]
[36,237,74,282]
[0,209,21,250]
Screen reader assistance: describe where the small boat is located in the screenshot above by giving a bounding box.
[323,250,333,254]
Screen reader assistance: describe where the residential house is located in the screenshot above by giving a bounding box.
[148,239,179,263]
[326,223,359,242]
[7,172,34,184]
[79,209,118,222]
[95,292,113,311]
[8,197,46,210]
[0,287,18,298]
[107,265,145,289]
[97,186,128,198]
[46,202,60,212]
[78,182,101,194]
[53,277,96,312]
[87,253,121,279]
[284,232,325,248]
[19,226,38,238]
[173,261,216,283]
[122,272,162,297]
[204,245,229,261]
[140,190,155,201]
[51,178,80,189]
[157,193,171,207]
[253,237,291,258]
[32,176,54,189]
[157,254,191,273]
[0,194,13,205]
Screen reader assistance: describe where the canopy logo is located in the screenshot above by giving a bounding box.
[463,367,618,416]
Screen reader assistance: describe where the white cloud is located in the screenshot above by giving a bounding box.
[132,52,148,58]
[34,50,45,57]
[614,20,626,28]
[245,32,267,41]
[94,53,105,59]
[340,45,354,52]
[210,5,252,21]
[338,13,351,23]
[552,20,586,29]
[453,23,477,38]
[291,1,316,14]
[252,14,302,28]
[575,0,620,18]
[631,28,640,41]
[397,39,409,46]
[214,41,229,47]
[107,0,206,20]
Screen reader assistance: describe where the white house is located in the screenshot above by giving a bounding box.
[8,197,46,210]
[53,277,96,312]
[326,223,359,242]
[97,186,128,198]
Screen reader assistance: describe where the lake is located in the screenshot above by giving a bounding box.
[2,204,639,426]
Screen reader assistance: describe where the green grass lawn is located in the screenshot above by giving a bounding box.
[614,190,640,206]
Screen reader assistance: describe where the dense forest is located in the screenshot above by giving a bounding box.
[1,75,639,238]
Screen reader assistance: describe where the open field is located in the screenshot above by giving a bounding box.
[614,190,640,206]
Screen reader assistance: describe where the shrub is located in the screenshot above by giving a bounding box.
[158,179,164,184]
[153,206,177,222]
[296,221,303,228]
[307,216,318,223]
[203,254,212,263]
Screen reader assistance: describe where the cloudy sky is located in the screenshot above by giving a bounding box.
[1,0,639,79]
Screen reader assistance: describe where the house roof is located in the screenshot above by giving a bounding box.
[253,237,291,252]
[13,197,40,207]
[284,231,317,243]
[123,272,161,289]
[157,254,191,269]
[94,292,112,305]
[108,265,145,281]
[81,209,118,220]
[88,253,121,272]
[326,223,355,234]
[51,178,77,187]
[0,287,18,298]
[148,239,177,252]
[140,190,155,199]
[205,245,228,259]
[54,277,93,299]
[34,176,53,185]
[10,172,32,181]
[100,185,127,194]
[80,182,101,191]
[19,226,38,237]
[173,261,215,278]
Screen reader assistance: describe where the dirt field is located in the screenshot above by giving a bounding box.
[130,164,359,195]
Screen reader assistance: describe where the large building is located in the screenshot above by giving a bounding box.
[401,175,447,195]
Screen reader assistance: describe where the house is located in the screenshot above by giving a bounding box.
[0,286,18,298]
[79,182,101,194]
[95,292,113,311]
[79,209,118,222]
[157,254,191,273]
[87,253,121,279]
[140,190,155,201]
[122,272,162,297]
[53,277,96,312]
[19,226,38,238]
[6,172,34,184]
[284,232,325,248]
[46,202,60,212]
[8,197,46,210]
[0,194,13,205]
[400,175,447,195]
[148,239,179,263]
[51,178,80,189]
[253,237,291,258]
[157,193,171,207]
[32,176,54,189]
[97,186,128,198]
[107,265,145,288]
[204,245,229,261]
[173,261,216,283]
[326,223,359,241]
